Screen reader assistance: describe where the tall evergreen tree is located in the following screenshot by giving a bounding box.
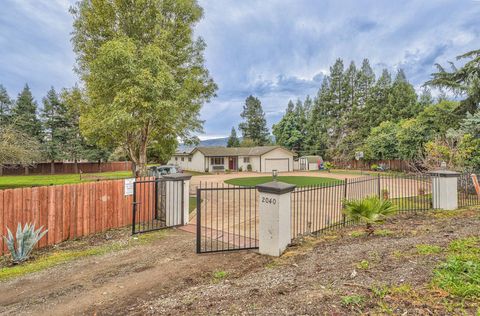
[238,95,270,145]
[0,84,12,127]
[388,69,419,120]
[11,84,42,141]
[227,127,240,147]
[41,87,69,164]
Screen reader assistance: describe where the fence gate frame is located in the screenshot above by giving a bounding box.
[132,176,186,234]
[196,184,259,254]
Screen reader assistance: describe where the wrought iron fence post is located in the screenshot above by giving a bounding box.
[343,178,348,226]
[377,174,381,198]
[196,187,201,254]
[132,182,137,235]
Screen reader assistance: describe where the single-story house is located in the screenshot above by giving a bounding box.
[168,146,296,173]
[298,155,323,171]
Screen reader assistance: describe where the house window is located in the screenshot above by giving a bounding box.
[243,157,250,163]
[181,157,184,161]
[210,157,224,165]
[188,157,192,162]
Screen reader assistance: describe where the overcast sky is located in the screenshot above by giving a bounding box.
[1,0,479,139]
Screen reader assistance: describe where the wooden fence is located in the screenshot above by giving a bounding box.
[0,178,156,256]
[333,159,414,172]
[0,161,133,176]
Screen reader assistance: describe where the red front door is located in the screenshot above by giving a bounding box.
[228,157,236,170]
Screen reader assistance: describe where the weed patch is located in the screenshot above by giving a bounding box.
[432,237,480,298]
[416,244,442,255]
[341,294,365,307]
[212,270,228,283]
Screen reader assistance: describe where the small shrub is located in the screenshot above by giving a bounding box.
[341,294,365,307]
[324,162,334,172]
[371,163,379,171]
[247,164,252,171]
[3,223,48,264]
[212,270,228,282]
[357,260,370,269]
[416,244,442,255]
[239,166,243,172]
[343,196,397,236]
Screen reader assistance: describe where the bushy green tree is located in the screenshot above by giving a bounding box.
[71,0,217,175]
[363,121,399,160]
[0,125,41,166]
[238,95,270,145]
[426,48,480,114]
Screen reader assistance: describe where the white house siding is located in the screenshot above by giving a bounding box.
[261,148,294,172]
[168,151,205,172]
[308,162,319,170]
[238,155,260,172]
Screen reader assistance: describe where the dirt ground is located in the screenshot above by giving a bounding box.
[1,207,479,315]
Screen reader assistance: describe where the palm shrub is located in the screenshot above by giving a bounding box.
[3,223,48,264]
[343,196,397,236]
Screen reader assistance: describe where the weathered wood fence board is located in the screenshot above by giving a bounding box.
[0,179,155,256]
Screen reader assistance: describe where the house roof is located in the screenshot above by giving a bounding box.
[175,146,295,157]
[300,155,323,163]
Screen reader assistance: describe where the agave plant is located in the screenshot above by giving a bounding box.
[3,223,48,264]
[343,196,397,236]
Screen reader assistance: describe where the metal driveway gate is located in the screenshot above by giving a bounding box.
[132,177,185,234]
[196,183,259,253]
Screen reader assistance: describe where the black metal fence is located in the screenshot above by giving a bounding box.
[195,172,480,253]
[132,177,185,234]
[291,174,433,239]
[196,183,258,253]
[458,173,480,207]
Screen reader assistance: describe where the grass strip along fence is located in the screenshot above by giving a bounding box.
[0,177,157,256]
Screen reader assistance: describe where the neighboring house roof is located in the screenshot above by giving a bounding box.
[300,155,323,163]
[174,146,295,157]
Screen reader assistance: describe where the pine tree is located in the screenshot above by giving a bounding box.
[41,87,69,165]
[11,84,42,141]
[0,84,12,127]
[238,95,270,146]
[388,69,419,120]
[366,69,392,128]
[357,59,375,108]
[305,78,330,157]
[227,127,240,147]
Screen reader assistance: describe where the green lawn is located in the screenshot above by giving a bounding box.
[0,171,133,190]
[224,176,342,187]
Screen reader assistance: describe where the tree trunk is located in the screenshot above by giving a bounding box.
[365,223,374,236]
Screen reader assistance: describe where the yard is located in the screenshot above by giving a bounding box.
[0,207,478,315]
[224,175,342,187]
[0,171,133,189]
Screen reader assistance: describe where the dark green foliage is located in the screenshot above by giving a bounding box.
[41,87,70,162]
[227,127,240,147]
[426,48,480,115]
[0,84,12,127]
[272,99,307,152]
[238,95,270,146]
[11,84,42,142]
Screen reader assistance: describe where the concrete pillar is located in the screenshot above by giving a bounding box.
[428,170,460,210]
[163,173,192,226]
[256,181,296,257]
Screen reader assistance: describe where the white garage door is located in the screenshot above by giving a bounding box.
[264,158,289,172]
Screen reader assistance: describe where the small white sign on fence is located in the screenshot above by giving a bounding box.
[124,178,135,196]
